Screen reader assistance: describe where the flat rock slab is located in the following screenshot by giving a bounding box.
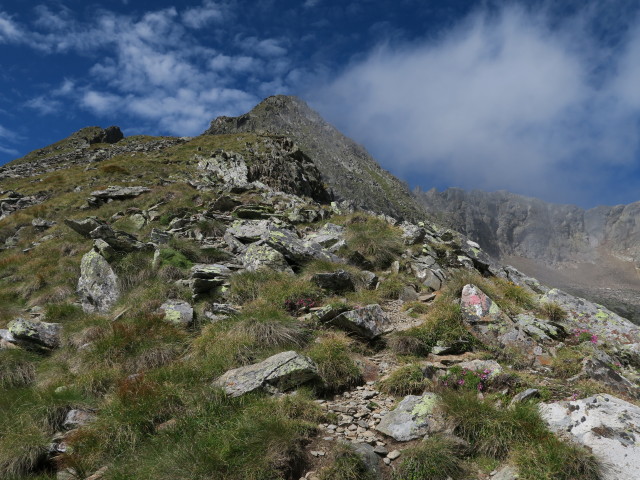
[540,394,640,480]
[160,300,194,327]
[330,304,391,339]
[213,350,319,397]
[77,249,120,313]
[376,393,440,441]
[8,318,61,350]
[90,186,151,199]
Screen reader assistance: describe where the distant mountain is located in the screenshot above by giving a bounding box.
[417,187,640,322]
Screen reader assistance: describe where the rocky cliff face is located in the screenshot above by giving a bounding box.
[418,188,640,265]
[418,187,640,323]
[204,95,426,221]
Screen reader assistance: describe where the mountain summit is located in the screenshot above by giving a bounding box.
[204,95,425,221]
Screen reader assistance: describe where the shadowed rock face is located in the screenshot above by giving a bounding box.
[203,95,426,221]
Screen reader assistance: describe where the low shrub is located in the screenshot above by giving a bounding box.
[341,214,404,270]
[539,302,567,322]
[307,333,362,393]
[392,435,467,480]
[319,443,375,480]
[512,433,601,480]
[157,248,193,270]
[440,390,547,459]
[387,334,429,356]
[378,364,430,396]
[551,347,584,379]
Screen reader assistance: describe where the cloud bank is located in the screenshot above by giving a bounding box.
[312,6,640,205]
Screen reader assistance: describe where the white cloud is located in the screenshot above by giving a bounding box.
[312,6,640,205]
[0,124,20,141]
[183,0,225,29]
[0,11,24,42]
[303,0,321,8]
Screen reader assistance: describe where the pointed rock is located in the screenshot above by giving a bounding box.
[240,243,293,273]
[77,249,120,313]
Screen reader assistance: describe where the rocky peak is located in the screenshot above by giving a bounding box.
[204,95,427,222]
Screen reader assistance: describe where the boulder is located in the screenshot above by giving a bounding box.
[304,223,346,252]
[160,300,194,327]
[460,284,514,342]
[64,217,105,237]
[213,350,319,397]
[312,304,350,323]
[376,393,441,441]
[400,222,426,245]
[509,388,541,406]
[77,249,120,313]
[266,227,340,265]
[62,409,97,430]
[8,318,61,350]
[330,304,391,340]
[204,303,240,322]
[198,150,250,189]
[89,224,150,252]
[31,218,56,230]
[232,203,274,219]
[226,219,274,243]
[540,394,640,480]
[514,314,566,343]
[311,270,355,293]
[347,442,382,479]
[240,243,293,273]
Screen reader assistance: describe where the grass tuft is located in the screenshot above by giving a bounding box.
[392,435,467,480]
[307,333,362,393]
[378,364,430,396]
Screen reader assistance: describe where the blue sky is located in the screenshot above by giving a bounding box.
[1,0,640,208]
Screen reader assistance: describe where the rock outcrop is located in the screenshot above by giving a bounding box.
[213,351,319,397]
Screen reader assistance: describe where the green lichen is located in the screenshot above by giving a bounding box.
[411,394,438,418]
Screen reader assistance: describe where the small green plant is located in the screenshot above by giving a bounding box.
[392,435,467,480]
[0,349,37,388]
[307,333,362,393]
[387,334,429,356]
[539,302,567,322]
[440,390,547,459]
[319,443,375,480]
[44,303,83,323]
[512,434,601,480]
[551,347,584,379]
[440,365,494,393]
[378,364,430,396]
[157,248,193,270]
[341,214,404,270]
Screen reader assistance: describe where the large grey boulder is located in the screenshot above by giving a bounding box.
[8,318,62,350]
[311,270,355,293]
[400,222,426,245]
[160,300,194,327]
[376,393,441,441]
[240,243,293,273]
[213,350,319,397]
[540,394,640,480]
[89,224,150,252]
[265,227,341,265]
[77,249,120,313]
[330,304,391,339]
[225,219,274,243]
[198,150,250,189]
[304,223,346,252]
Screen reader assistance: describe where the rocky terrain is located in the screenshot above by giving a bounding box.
[418,187,640,324]
[0,97,639,480]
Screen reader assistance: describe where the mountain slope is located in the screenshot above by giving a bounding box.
[204,95,427,221]
[1,97,640,480]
